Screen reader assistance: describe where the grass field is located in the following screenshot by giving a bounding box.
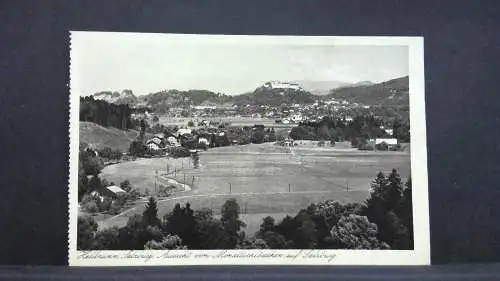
[95,142,411,235]
[80,121,142,152]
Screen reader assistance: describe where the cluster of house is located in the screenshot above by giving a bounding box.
[145,130,213,152]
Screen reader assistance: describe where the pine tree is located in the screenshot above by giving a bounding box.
[221,198,246,248]
[142,197,161,227]
[386,169,403,211]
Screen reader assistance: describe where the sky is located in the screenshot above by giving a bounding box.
[71,32,409,96]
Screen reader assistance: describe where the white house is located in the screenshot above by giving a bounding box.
[177,128,192,136]
[384,129,394,136]
[147,142,161,151]
[369,138,398,150]
[198,137,210,146]
[167,136,181,147]
[373,138,398,145]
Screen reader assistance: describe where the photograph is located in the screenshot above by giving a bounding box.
[68,32,429,266]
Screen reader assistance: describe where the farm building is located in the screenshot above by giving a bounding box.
[369,138,398,150]
[101,185,127,198]
[198,137,210,146]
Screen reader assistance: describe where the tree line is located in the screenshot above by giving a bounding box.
[290,115,410,145]
[78,169,413,250]
[80,96,133,130]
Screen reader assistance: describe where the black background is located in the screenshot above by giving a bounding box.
[1,0,500,271]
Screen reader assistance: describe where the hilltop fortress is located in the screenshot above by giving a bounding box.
[263,81,303,90]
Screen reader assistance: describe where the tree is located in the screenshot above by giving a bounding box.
[187,120,195,127]
[294,219,317,249]
[92,227,120,250]
[256,216,276,238]
[261,231,287,249]
[375,141,389,151]
[362,171,411,249]
[152,116,160,123]
[144,235,187,250]
[194,208,230,249]
[221,198,246,248]
[97,197,112,212]
[313,201,364,229]
[117,214,162,250]
[236,238,269,249]
[78,166,90,201]
[386,169,404,211]
[330,215,389,249]
[142,197,161,227]
[120,180,132,192]
[79,150,104,176]
[77,216,98,250]
[163,203,199,249]
[129,140,146,156]
[82,200,99,214]
[397,177,413,249]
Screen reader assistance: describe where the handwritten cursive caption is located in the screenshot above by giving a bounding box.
[77,250,338,263]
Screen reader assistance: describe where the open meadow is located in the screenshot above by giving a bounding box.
[96,142,410,235]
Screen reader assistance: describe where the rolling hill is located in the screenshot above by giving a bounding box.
[326,76,409,105]
[79,121,143,152]
[232,86,316,106]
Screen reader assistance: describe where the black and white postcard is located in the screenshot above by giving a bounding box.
[68,32,429,266]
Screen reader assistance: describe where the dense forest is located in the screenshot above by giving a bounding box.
[80,96,133,130]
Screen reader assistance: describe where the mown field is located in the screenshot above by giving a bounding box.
[80,121,143,152]
[96,142,411,235]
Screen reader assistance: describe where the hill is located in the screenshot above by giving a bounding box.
[136,89,232,112]
[293,80,353,96]
[79,121,142,152]
[232,86,316,106]
[94,90,138,105]
[326,76,409,105]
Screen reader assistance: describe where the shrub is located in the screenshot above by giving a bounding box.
[359,144,374,151]
[330,214,390,249]
[120,180,132,192]
[375,142,389,151]
[109,201,122,215]
[317,140,325,147]
[83,200,99,213]
[97,197,112,212]
[144,235,187,250]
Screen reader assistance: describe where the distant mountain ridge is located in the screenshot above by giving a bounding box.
[326,76,409,105]
[94,90,138,105]
[90,76,406,108]
[294,80,375,95]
